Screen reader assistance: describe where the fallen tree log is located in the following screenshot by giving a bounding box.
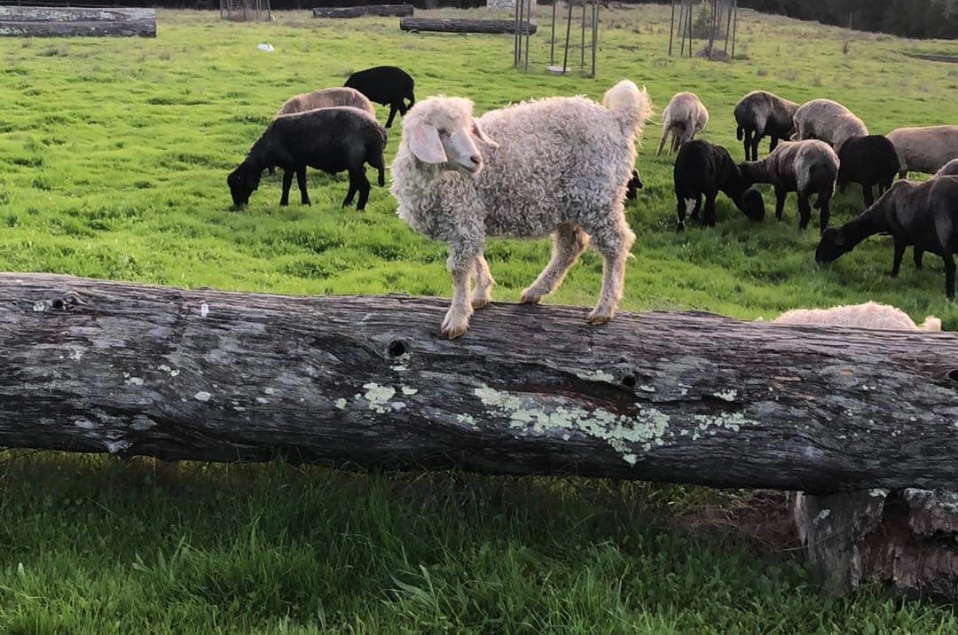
[1,273,958,494]
[313,4,413,18]
[0,7,156,38]
[400,17,537,34]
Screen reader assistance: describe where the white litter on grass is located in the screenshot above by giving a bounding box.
[257,43,274,52]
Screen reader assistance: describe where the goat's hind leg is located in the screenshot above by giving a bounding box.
[520,224,590,304]
[586,215,635,325]
[471,255,495,310]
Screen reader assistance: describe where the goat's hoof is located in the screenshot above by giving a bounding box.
[587,310,613,325]
[471,297,491,310]
[519,289,543,304]
[441,311,470,340]
[441,323,469,340]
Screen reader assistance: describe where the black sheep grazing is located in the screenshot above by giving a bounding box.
[625,168,643,200]
[227,107,386,211]
[344,66,416,129]
[816,178,958,299]
[673,140,765,231]
[734,91,799,161]
[836,135,900,207]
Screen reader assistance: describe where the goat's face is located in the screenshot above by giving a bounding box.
[404,100,498,175]
[227,167,260,208]
[740,188,766,221]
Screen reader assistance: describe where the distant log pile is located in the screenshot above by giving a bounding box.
[400,18,537,34]
[313,4,413,18]
[0,6,156,38]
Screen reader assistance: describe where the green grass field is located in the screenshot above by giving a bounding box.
[1,6,958,633]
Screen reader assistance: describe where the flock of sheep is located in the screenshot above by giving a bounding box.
[226,65,957,339]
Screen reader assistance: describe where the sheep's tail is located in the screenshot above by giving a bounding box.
[736,125,744,141]
[602,79,653,140]
[920,316,942,331]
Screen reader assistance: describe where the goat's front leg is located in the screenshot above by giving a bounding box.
[442,246,481,339]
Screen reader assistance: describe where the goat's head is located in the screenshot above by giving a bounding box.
[402,97,498,175]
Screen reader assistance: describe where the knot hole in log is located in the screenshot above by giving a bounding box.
[388,340,407,358]
[948,369,958,383]
[621,375,637,389]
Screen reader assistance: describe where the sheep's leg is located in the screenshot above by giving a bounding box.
[442,246,481,340]
[280,170,294,207]
[586,216,635,325]
[385,104,399,129]
[914,248,924,271]
[888,240,906,277]
[656,127,670,156]
[751,133,763,162]
[796,191,812,231]
[471,255,495,310]
[768,136,779,157]
[862,185,874,208]
[704,192,718,228]
[675,192,689,233]
[520,224,589,304]
[817,190,832,234]
[355,170,372,211]
[342,172,358,208]
[296,167,310,206]
[368,149,386,187]
[944,253,956,300]
[689,194,703,223]
[774,186,787,222]
[742,128,753,161]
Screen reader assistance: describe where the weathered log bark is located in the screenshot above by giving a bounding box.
[313,5,414,18]
[793,489,958,601]
[0,7,156,38]
[1,273,958,493]
[400,17,537,34]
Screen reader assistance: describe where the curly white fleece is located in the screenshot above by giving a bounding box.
[773,301,941,331]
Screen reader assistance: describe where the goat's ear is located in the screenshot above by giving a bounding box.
[406,121,447,164]
[471,118,498,148]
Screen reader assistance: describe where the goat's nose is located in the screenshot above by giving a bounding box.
[470,154,481,165]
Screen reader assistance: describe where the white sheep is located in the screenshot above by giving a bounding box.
[888,126,958,178]
[277,87,375,117]
[656,92,708,156]
[390,80,653,339]
[936,158,958,178]
[772,301,941,331]
[792,98,868,153]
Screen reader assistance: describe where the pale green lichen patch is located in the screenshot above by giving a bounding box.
[639,385,655,393]
[401,386,418,396]
[362,383,397,414]
[456,413,476,426]
[125,377,144,387]
[870,488,889,498]
[194,391,212,402]
[69,349,84,362]
[713,389,738,402]
[574,369,616,383]
[474,384,672,463]
[692,411,754,435]
[335,398,347,410]
[32,301,46,312]
[813,509,831,525]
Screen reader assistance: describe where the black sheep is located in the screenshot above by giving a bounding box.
[673,140,765,231]
[734,91,799,161]
[344,66,416,129]
[816,178,958,298]
[625,168,643,201]
[227,107,386,211]
[836,135,900,207]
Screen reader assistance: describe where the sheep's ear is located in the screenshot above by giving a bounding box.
[471,118,498,148]
[406,121,447,164]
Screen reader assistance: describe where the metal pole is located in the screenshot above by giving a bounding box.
[724,0,733,57]
[524,0,531,72]
[562,0,573,74]
[668,0,676,56]
[731,0,738,59]
[550,0,557,66]
[592,0,598,78]
[581,0,586,72]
